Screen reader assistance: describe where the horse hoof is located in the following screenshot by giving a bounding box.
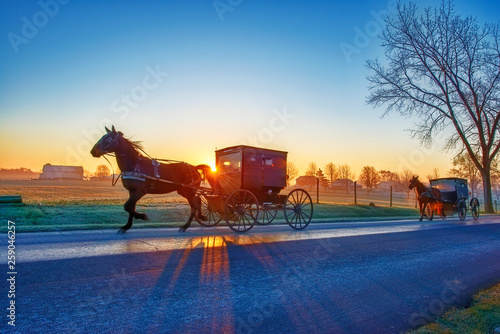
[117,228,127,234]
[178,227,186,233]
[143,214,149,221]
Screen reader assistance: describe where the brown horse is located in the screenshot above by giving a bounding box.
[91,126,211,233]
[409,175,443,221]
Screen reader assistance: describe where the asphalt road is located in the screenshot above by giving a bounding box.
[2,217,500,333]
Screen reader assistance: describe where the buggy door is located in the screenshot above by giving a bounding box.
[242,152,262,194]
[262,155,286,189]
[456,180,468,200]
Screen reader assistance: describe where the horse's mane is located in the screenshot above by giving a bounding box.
[119,132,145,155]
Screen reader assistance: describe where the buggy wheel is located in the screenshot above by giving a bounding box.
[225,190,259,233]
[257,204,278,225]
[471,198,480,221]
[197,195,222,227]
[457,200,467,221]
[284,189,313,230]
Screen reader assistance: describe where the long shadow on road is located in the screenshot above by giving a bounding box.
[6,221,500,333]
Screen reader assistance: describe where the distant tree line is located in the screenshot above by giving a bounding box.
[0,168,39,179]
[287,153,500,201]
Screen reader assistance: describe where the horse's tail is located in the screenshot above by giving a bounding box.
[196,164,214,185]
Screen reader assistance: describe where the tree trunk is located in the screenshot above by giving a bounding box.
[482,168,494,213]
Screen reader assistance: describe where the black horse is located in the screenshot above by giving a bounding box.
[409,175,443,221]
[91,126,211,233]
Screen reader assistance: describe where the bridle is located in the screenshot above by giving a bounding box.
[97,133,121,186]
[95,130,186,187]
[98,132,120,155]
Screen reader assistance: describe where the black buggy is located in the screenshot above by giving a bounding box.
[197,145,314,233]
[428,178,480,221]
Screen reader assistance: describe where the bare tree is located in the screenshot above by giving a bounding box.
[338,164,355,194]
[491,168,500,202]
[399,169,415,198]
[379,170,399,182]
[426,168,440,183]
[449,153,481,198]
[367,0,500,212]
[95,164,110,179]
[338,164,355,180]
[84,169,93,179]
[324,162,338,184]
[491,158,500,202]
[287,161,299,186]
[359,166,381,195]
[305,162,317,177]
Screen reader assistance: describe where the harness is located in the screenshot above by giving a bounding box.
[121,159,200,190]
[418,189,435,200]
[416,187,441,202]
[97,133,201,189]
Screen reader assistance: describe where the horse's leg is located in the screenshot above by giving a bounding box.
[119,190,148,233]
[423,202,429,220]
[441,204,447,218]
[419,202,426,221]
[179,211,196,233]
[194,195,208,221]
[429,202,434,221]
[418,201,423,221]
[177,189,207,232]
[178,187,198,232]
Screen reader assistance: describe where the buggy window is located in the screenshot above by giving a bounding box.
[431,180,455,192]
[218,153,241,172]
[264,158,274,166]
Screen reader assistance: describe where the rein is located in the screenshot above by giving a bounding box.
[102,154,122,186]
[135,146,184,164]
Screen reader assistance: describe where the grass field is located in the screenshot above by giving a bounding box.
[409,283,500,334]
[0,179,418,206]
[0,179,421,232]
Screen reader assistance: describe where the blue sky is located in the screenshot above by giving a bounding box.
[1,0,499,178]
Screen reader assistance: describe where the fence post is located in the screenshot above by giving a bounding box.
[316,177,319,204]
[354,181,357,205]
[495,200,497,213]
[390,186,393,207]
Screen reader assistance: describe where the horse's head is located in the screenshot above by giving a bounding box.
[408,175,420,190]
[91,126,122,157]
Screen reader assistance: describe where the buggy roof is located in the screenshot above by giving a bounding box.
[215,145,287,156]
[430,177,467,183]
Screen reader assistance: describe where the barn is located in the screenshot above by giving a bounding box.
[39,164,84,180]
[295,175,318,188]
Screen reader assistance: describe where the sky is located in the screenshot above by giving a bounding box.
[1,0,499,179]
